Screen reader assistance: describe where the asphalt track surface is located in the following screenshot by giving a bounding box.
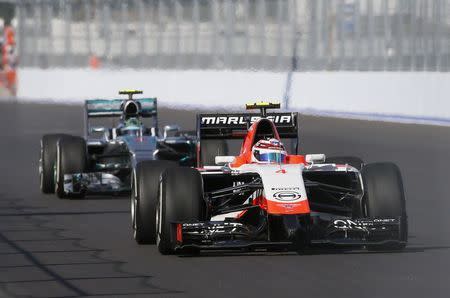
[0,101,449,298]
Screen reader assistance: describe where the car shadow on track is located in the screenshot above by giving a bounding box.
[54,195,130,201]
[0,210,128,217]
[177,245,450,258]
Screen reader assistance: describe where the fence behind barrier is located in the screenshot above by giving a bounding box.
[12,0,450,71]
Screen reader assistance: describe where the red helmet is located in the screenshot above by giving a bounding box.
[251,138,287,164]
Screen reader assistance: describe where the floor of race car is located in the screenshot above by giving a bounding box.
[0,101,449,298]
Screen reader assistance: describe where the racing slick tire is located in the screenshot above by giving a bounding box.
[55,136,88,199]
[132,160,177,244]
[40,134,70,194]
[156,167,204,255]
[326,156,364,171]
[201,139,228,166]
[361,162,407,251]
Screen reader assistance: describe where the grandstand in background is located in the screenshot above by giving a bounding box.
[6,0,450,71]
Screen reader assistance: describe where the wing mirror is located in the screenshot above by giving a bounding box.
[90,126,106,133]
[163,125,181,138]
[90,126,110,141]
[215,156,236,166]
[305,154,326,164]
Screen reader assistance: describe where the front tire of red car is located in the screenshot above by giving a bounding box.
[132,160,177,244]
[156,167,205,255]
[362,162,408,251]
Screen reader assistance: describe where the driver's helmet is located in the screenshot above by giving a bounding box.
[251,138,287,164]
[121,117,142,136]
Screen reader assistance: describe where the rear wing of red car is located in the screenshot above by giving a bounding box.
[196,112,299,140]
[196,112,299,167]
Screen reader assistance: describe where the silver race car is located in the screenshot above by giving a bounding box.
[39,89,198,199]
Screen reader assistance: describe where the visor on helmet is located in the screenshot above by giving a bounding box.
[253,150,286,163]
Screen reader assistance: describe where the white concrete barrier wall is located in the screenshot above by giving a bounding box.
[14,68,450,125]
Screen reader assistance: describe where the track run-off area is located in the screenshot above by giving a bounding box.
[0,101,449,298]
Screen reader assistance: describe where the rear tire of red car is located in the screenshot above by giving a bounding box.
[362,162,407,251]
[201,139,228,166]
[156,167,205,255]
[40,134,70,194]
[326,156,364,171]
[132,160,177,244]
[55,136,88,199]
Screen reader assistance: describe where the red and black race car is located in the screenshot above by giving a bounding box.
[131,102,407,254]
